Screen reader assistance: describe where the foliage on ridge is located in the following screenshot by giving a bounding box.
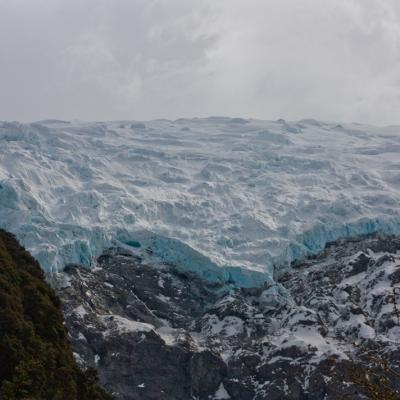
[0,229,112,400]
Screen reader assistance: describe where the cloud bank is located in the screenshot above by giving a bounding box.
[0,0,399,124]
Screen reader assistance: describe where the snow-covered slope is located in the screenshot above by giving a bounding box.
[1,118,400,286]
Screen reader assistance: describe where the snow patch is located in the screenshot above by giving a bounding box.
[214,383,231,399]
[101,314,154,336]
[74,305,88,319]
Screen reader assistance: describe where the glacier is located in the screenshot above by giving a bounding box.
[1,117,400,287]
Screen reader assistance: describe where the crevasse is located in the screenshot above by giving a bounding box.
[1,118,400,287]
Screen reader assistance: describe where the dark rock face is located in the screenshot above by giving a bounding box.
[190,351,226,399]
[56,235,400,400]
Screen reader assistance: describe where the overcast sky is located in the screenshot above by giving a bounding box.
[0,0,399,124]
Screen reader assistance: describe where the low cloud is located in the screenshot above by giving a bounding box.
[0,0,399,124]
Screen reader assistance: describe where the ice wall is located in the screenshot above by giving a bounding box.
[1,118,400,287]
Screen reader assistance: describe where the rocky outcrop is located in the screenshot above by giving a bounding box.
[57,235,400,399]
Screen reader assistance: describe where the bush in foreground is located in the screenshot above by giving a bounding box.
[0,229,112,400]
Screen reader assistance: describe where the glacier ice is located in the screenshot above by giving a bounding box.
[1,118,400,287]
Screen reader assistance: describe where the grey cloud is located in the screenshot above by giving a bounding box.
[0,0,399,124]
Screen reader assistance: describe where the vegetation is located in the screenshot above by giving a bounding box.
[0,229,112,400]
[349,353,400,400]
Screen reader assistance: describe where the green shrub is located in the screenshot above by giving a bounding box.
[0,229,112,400]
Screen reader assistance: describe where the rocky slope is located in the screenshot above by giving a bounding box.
[57,234,400,399]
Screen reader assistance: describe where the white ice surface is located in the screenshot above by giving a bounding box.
[1,118,400,286]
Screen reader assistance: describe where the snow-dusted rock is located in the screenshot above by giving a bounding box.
[57,235,400,399]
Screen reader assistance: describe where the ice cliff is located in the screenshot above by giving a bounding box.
[1,118,400,286]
